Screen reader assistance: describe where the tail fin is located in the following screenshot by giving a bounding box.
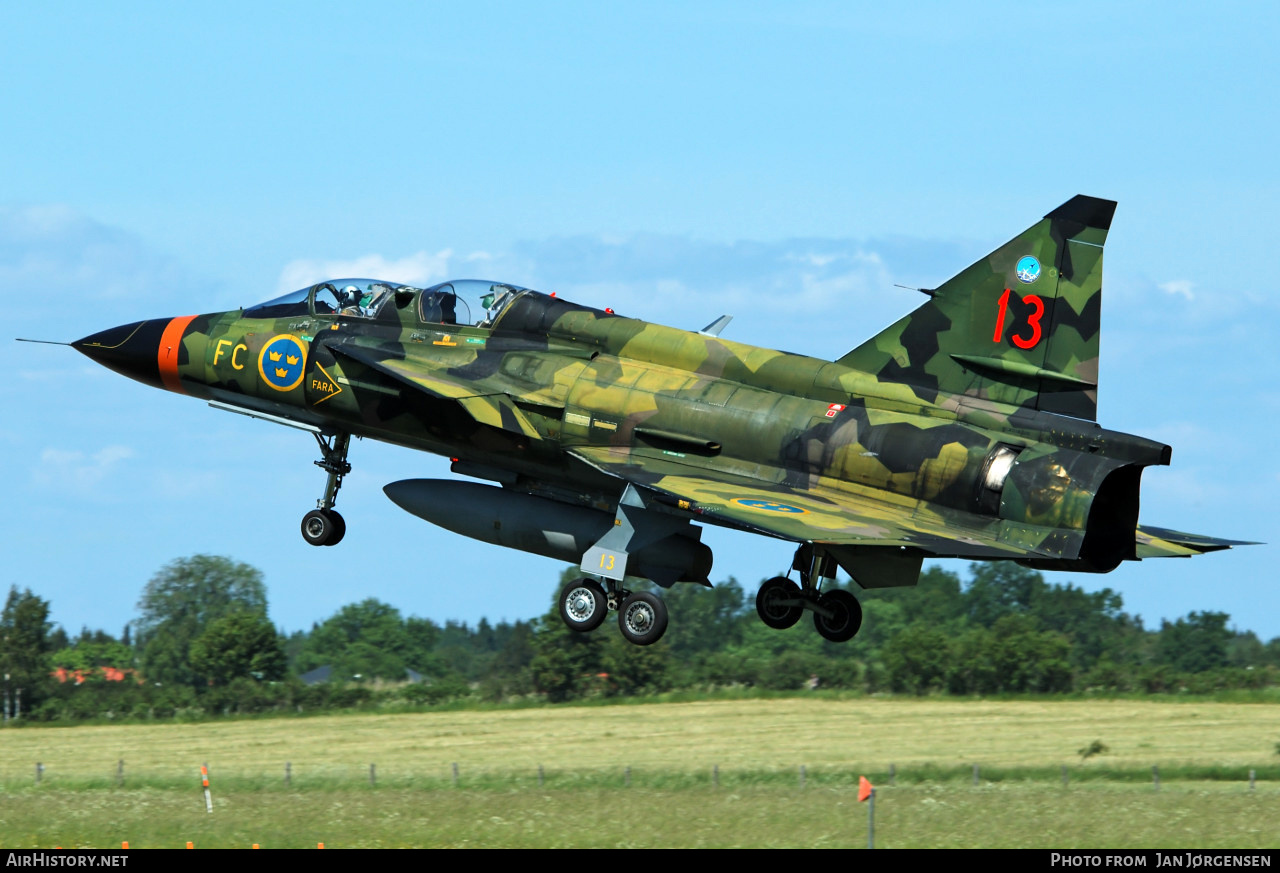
[838,195,1115,420]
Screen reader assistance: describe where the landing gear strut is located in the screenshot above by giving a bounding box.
[301,432,351,547]
[754,544,863,642]
[556,576,669,646]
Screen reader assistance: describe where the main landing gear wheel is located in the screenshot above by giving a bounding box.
[813,589,862,643]
[301,508,345,547]
[618,591,668,646]
[559,578,608,633]
[756,576,804,629]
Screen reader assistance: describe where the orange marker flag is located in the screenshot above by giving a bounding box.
[858,775,873,802]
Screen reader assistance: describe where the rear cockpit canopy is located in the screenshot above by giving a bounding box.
[419,280,528,327]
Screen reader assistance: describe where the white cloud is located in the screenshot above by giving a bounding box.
[0,205,193,306]
[152,468,221,498]
[33,445,135,493]
[1159,279,1194,300]
[17,366,102,383]
[276,249,455,293]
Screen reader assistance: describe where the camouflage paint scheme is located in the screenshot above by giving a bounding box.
[72,196,1246,598]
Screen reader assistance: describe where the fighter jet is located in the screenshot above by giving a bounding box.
[58,196,1248,646]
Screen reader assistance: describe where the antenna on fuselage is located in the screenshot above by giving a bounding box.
[893,284,937,299]
[698,315,733,337]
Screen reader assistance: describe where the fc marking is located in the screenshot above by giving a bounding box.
[212,338,249,370]
[731,498,808,514]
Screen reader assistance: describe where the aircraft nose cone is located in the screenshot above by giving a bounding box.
[74,316,197,393]
[74,320,167,388]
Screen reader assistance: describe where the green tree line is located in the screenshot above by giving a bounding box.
[3,555,1278,723]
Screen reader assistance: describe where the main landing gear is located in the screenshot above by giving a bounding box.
[755,545,863,643]
[558,577,669,646]
[301,432,351,547]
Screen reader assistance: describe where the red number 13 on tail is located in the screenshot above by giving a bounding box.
[992,288,1045,350]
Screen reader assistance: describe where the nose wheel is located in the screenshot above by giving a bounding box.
[301,432,352,547]
[301,508,346,546]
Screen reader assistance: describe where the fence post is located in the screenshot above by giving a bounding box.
[625,766,631,788]
[35,762,42,785]
[713,764,719,790]
[452,762,459,787]
[889,763,895,786]
[369,763,376,787]
[1061,765,1068,788]
[799,765,806,790]
[538,764,544,788]
[116,759,124,787]
[285,761,291,787]
[867,787,876,849]
[1249,769,1256,792]
[972,764,979,786]
[1153,765,1160,791]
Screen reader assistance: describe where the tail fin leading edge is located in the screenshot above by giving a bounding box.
[839,195,1116,421]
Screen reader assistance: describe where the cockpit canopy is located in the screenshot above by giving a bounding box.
[243,279,404,320]
[418,280,527,326]
[243,278,530,327]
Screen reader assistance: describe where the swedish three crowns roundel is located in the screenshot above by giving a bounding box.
[258,334,307,392]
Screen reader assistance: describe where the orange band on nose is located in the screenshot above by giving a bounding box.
[157,315,198,393]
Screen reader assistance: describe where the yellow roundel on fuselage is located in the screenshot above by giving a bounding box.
[258,334,307,392]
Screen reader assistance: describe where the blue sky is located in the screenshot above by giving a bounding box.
[2,2,1276,642]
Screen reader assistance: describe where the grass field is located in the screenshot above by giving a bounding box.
[1,697,1278,848]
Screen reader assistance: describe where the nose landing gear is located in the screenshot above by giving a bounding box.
[301,432,351,547]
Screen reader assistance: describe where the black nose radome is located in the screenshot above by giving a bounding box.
[75,320,169,389]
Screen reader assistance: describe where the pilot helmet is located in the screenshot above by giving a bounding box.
[342,285,361,305]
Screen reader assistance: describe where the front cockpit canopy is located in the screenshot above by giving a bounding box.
[244,279,405,320]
